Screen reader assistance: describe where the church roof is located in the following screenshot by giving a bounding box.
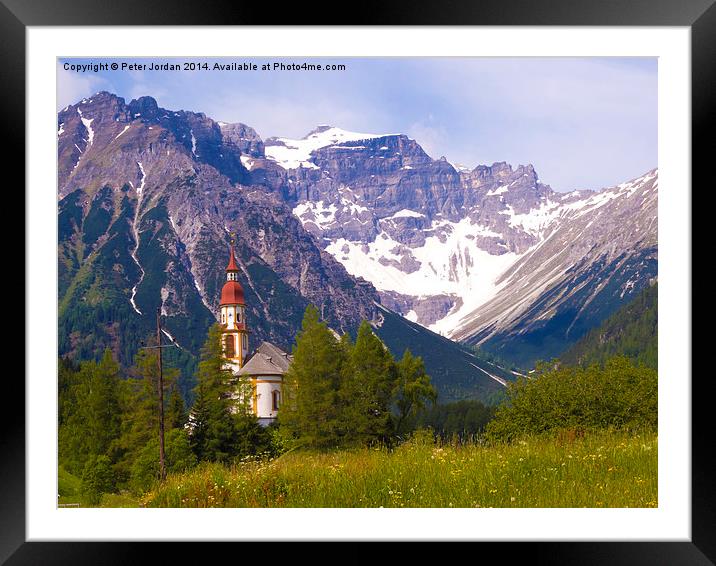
[220,280,245,305]
[226,242,239,272]
[237,341,293,376]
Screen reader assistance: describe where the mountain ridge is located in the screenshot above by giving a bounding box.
[57,91,657,400]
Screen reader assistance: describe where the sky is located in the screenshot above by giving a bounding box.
[58,57,657,192]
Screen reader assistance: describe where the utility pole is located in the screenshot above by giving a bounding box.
[140,312,179,483]
[156,307,166,482]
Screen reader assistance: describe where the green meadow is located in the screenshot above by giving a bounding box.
[141,429,656,508]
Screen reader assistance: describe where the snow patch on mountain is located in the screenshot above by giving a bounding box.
[190,130,198,157]
[293,200,339,230]
[265,126,390,170]
[77,108,94,147]
[113,125,131,142]
[387,209,425,220]
[323,214,521,333]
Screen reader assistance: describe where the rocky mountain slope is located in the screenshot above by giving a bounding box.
[247,125,657,366]
[560,282,657,369]
[57,91,657,401]
[58,93,379,374]
[58,93,519,403]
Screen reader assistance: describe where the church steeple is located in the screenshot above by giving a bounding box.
[226,239,240,276]
[219,235,249,366]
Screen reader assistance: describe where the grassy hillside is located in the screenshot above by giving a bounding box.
[560,282,657,369]
[143,430,657,508]
[374,306,515,405]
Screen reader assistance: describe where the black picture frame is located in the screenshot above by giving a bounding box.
[6,0,707,563]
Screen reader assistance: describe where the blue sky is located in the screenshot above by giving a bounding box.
[58,57,657,192]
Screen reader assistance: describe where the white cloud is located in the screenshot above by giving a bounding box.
[407,115,450,161]
[202,89,386,141]
[56,62,112,110]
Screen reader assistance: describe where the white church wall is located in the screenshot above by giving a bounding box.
[254,377,282,423]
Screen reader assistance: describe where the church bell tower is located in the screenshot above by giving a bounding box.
[219,237,249,368]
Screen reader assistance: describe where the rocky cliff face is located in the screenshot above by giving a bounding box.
[58,92,657,395]
[249,125,657,366]
[57,93,379,372]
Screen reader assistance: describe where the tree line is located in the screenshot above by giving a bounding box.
[59,300,658,505]
[58,304,439,503]
[278,305,437,449]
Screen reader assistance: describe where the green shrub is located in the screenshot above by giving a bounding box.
[485,356,657,443]
[130,428,198,494]
[81,455,115,505]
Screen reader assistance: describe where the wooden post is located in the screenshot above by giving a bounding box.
[156,307,166,482]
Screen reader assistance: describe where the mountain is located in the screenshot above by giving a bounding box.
[255,126,657,368]
[372,304,517,404]
[57,91,657,402]
[57,93,518,404]
[559,282,657,369]
[57,93,380,395]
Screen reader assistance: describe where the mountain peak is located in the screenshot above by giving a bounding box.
[128,96,160,119]
[305,124,334,137]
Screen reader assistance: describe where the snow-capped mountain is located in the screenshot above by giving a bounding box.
[264,126,657,365]
[57,93,520,403]
[57,92,656,389]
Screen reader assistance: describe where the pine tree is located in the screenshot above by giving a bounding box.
[187,378,211,461]
[189,323,243,462]
[393,349,437,436]
[166,385,187,430]
[59,349,123,476]
[339,321,397,446]
[115,342,178,484]
[279,305,345,449]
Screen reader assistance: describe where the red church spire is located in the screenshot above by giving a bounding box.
[226,236,239,273]
[221,234,245,306]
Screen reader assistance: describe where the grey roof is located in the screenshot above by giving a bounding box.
[236,341,293,377]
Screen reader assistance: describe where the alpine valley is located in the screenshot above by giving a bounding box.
[58,92,657,404]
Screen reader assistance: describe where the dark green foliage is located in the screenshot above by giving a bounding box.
[129,428,197,494]
[189,323,241,462]
[81,455,115,505]
[58,349,123,476]
[280,307,438,450]
[82,186,113,247]
[471,346,524,373]
[410,400,496,441]
[58,356,80,427]
[561,283,657,369]
[484,356,658,443]
[58,343,195,497]
[187,324,270,462]
[166,385,188,430]
[392,349,437,435]
[339,321,397,445]
[373,307,513,405]
[279,305,344,449]
[114,344,179,483]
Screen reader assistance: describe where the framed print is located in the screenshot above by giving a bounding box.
[6,0,710,563]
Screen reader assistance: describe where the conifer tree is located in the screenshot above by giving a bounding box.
[187,378,211,461]
[393,349,437,435]
[59,349,123,476]
[189,323,243,462]
[279,305,344,449]
[115,343,178,482]
[166,385,187,430]
[339,321,397,446]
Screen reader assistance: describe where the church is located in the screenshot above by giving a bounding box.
[218,240,292,426]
